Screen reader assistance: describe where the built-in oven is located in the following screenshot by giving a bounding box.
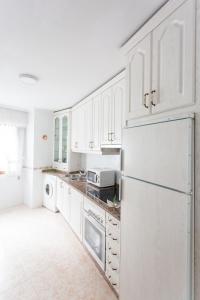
[83,200,106,270]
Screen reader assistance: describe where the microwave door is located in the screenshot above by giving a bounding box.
[87,171,97,183]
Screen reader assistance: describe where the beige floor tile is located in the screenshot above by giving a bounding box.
[0,205,117,300]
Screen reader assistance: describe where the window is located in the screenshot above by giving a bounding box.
[0,124,23,176]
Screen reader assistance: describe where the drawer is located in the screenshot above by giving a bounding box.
[106,253,120,273]
[106,226,120,243]
[107,239,120,259]
[106,213,120,230]
[106,266,120,293]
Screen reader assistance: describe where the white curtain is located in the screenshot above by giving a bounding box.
[0,124,24,176]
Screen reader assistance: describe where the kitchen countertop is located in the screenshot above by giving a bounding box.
[43,169,120,220]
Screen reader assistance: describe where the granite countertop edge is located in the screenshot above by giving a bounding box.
[42,169,120,221]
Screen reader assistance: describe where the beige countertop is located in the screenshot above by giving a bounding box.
[43,169,120,221]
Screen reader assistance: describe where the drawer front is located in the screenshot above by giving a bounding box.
[106,266,119,293]
[106,253,120,273]
[106,214,120,229]
[106,226,120,243]
[107,239,120,260]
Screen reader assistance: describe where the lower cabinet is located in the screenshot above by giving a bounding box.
[106,213,120,294]
[70,187,83,241]
[57,179,83,240]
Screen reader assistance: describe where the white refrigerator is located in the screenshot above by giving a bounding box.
[120,117,193,300]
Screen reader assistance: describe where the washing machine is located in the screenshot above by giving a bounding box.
[43,174,58,212]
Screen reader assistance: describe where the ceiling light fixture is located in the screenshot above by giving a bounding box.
[19,73,39,84]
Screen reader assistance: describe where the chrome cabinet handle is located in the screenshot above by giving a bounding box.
[110,132,115,142]
[144,93,149,108]
[108,132,111,141]
[112,238,117,241]
[151,90,156,106]
[112,267,117,271]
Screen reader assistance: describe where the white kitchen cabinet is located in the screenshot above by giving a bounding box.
[62,183,71,223]
[111,79,125,145]
[126,34,151,121]
[71,72,125,152]
[56,177,65,213]
[123,0,195,123]
[70,187,83,240]
[101,78,125,146]
[92,94,101,152]
[71,104,85,152]
[53,111,69,171]
[151,0,195,113]
[101,87,112,145]
[85,98,94,152]
[106,213,120,294]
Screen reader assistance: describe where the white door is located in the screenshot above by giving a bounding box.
[123,118,193,194]
[85,99,93,152]
[70,188,83,240]
[111,79,125,145]
[62,183,71,223]
[120,177,192,300]
[101,88,112,145]
[151,0,195,113]
[92,94,101,151]
[56,178,64,213]
[126,34,151,121]
[71,108,78,151]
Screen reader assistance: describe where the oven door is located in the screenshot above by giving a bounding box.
[83,211,105,270]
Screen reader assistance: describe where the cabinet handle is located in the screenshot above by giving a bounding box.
[110,132,115,142]
[144,93,149,109]
[108,133,111,141]
[111,283,117,286]
[111,252,117,256]
[151,90,156,106]
[112,267,117,271]
[112,238,117,241]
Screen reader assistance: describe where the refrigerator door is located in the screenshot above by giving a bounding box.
[120,177,192,300]
[123,118,193,193]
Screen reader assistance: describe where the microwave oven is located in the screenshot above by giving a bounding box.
[87,168,115,187]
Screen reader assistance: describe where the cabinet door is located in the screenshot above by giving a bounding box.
[111,79,125,145]
[54,117,60,162]
[92,94,101,151]
[126,34,151,121]
[70,188,83,240]
[61,115,68,165]
[101,88,112,145]
[85,99,93,152]
[152,0,195,113]
[120,177,192,300]
[63,184,71,223]
[56,178,64,212]
[71,108,78,151]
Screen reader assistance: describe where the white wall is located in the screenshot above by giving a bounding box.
[24,108,53,208]
[0,107,28,211]
[0,176,24,210]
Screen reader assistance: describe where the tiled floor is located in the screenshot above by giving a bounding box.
[0,205,117,300]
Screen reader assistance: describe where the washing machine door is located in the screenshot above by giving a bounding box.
[45,181,53,199]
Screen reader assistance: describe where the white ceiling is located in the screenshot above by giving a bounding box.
[0,0,167,111]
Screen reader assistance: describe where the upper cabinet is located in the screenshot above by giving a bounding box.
[101,78,125,146]
[53,111,69,170]
[72,72,125,153]
[123,0,195,124]
[126,34,151,119]
[151,0,195,113]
